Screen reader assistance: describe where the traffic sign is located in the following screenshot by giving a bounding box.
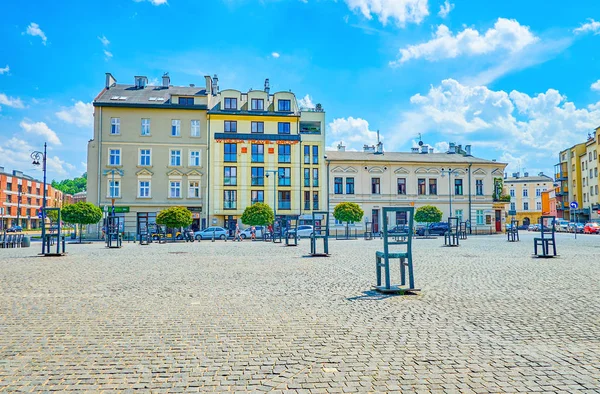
[569,201,578,209]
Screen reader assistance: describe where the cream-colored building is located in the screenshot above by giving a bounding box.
[88,73,209,235]
[582,130,599,220]
[504,172,554,226]
[326,143,508,233]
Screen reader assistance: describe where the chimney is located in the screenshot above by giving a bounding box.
[411,147,419,153]
[337,141,346,152]
[524,172,529,177]
[465,145,472,156]
[162,72,170,88]
[363,144,375,153]
[429,148,434,154]
[448,142,456,154]
[420,145,428,154]
[212,74,219,96]
[105,73,117,89]
[457,144,462,154]
[512,172,519,178]
[205,75,212,93]
[134,76,148,89]
[264,78,270,94]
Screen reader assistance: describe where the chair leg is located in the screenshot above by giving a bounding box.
[400,257,406,286]
[376,256,381,287]
[407,255,415,290]
[384,256,391,290]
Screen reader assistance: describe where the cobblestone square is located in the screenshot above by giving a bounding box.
[1,233,599,393]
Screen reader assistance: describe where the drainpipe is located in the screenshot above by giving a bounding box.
[468,163,472,224]
[207,116,211,229]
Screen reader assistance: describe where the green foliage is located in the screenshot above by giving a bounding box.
[51,173,87,195]
[333,202,364,224]
[46,209,59,223]
[61,202,102,225]
[415,205,443,223]
[156,206,193,229]
[497,194,511,202]
[493,177,504,200]
[240,202,274,226]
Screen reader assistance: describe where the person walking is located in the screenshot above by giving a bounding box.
[234,223,242,242]
[250,226,256,241]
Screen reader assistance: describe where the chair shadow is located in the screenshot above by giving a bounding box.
[346,289,413,301]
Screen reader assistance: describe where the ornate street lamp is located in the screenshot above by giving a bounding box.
[31,143,47,254]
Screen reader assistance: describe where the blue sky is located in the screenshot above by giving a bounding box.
[1,0,600,182]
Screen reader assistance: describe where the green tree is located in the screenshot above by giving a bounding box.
[415,205,443,224]
[61,202,103,243]
[333,202,364,239]
[156,206,193,237]
[51,173,87,195]
[240,203,274,226]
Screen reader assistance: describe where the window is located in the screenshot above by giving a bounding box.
[523,189,528,197]
[224,190,237,209]
[536,201,542,210]
[189,150,201,167]
[455,209,463,222]
[596,185,598,195]
[224,144,237,162]
[590,186,593,195]
[418,179,426,195]
[454,179,463,195]
[139,149,151,166]
[278,99,291,111]
[278,145,291,163]
[224,167,237,186]
[510,202,516,211]
[523,202,529,211]
[189,181,200,198]
[224,121,237,133]
[224,98,237,110]
[278,122,291,134]
[171,120,181,136]
[429,179,437,195]
[595,151,598,160]
[27,186,31,194]
[251,167,264,186]
[170,150,181,166]
[304,146,310,164]
[304,168,310,187]
[590,152,593,161]
[251,121,264,133]
[178,97,194,105]
[476,209,484,225]
[312,169,319,187]
[278,168,291,186]
[312,146,318,164]
[141,118,150,136]
[590,169,594,178]
[109,149,121,165]
[251,190,264,204]
[251,98,264,110]
[397,178,406,195]
[346,178,355,195]
[110,118,120,135]
[476,179,483,196]
[138,181,150,198]
[371,178,380,194]
[169,181,181,198]
[278,191,291,209]
[304,191,310,210]
[191,120,200,137]
[535,188,541,197]
[596,168,598,177]
[251,144,264,162]
[109,180,120,198]
[313,191,319,210]
[510,189,515,197]
[334,177,343,194]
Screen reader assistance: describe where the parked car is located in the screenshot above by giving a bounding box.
[583,222,600,234]
[555,219,569,232]
[388,224,410,234]
[517,224,529,230]
[416,222,449,236]
[240,226,264,239]
[528,224,539,231]
[6,225,23,233]
[286,225,314,238]
[194,226,228,240]
[568,223,584,233]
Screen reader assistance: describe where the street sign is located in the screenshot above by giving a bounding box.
[569,201,578,209]
[100,206,130,213]
[508,210,517,216]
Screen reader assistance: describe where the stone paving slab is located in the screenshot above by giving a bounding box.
[0,232,599,392]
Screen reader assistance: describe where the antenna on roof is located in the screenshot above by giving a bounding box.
[417,133,423,146]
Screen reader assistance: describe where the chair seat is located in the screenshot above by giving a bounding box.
[376,251,409,258]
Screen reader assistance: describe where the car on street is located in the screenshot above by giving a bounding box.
[286,225,314,238]
[517,224,529,230]
[194,226,228,240]
[240,226,264,239]
[416,222,449,236]
[6,225,23,233]
[555,219,569,232]
[567,223,584,233]
[388,224,410,234]
[528,224,539,231]
[583,222,600,234]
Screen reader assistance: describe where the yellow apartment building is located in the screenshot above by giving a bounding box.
[555,142,586,221]
[582,129,599,220]
[504,172,554,226]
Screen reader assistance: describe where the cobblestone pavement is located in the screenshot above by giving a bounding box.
[1,232,599,393]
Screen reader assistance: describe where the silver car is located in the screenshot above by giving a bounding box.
[240,226,264,239]
[194,226,228,240]
[287,225,314,238]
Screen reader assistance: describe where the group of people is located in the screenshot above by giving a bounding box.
[233,224,260,241]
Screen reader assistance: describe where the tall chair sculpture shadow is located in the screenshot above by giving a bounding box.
[374,207,419,294]
[534,216,557,257]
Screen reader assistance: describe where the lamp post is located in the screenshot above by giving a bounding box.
[31,143,47,254]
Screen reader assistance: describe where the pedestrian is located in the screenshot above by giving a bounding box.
[235,223,241,242]
[250,226,256,241]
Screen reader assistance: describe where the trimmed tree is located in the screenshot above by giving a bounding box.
[333,202,364,238]
[240,202,274,226]
[61,202,103,243]
[156,206,193,240]
[415,205,443,236]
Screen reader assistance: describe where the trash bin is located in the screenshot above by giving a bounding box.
[21,236,31,248]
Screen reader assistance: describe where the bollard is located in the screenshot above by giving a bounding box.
[212,229,215,242]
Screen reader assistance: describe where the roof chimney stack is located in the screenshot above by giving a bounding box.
[448,142,456,154]
[524,172,529,177]
[134,76,148,89]
[105,73,117,89]
[212,74,219,96]
[162,72,170,88]
[337,141,346,152]
[264,78,270,94]
[465,145,472,156]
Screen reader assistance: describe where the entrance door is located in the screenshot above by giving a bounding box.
[495,210,502,232]
[372,209,379,234]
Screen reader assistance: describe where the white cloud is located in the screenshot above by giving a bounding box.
[271,52,280,58]
[574,19,600,35]
[591,80,600,92]
[103,50,113,60]
[98,35,110,46]
[133,0,168,5]
[20,120,61,145]
[298,94,315,109]
[0,93,25,109]
[56,101,93,127]
[24,22,47,45]
[0,138,77,178]
[47,155,76,176]
[327,117,381,151]
[438,0,453,18]
[0,65,9,75]
[392,18,538,65]
[344,0,429,27]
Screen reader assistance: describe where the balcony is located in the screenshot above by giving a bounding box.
[555,172,568,181]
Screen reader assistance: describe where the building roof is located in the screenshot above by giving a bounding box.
[325,151,505,165]
[504,175,554,183]
[94,84,207,107]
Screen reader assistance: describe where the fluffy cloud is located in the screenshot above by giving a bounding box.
[0,93,25,109]
[0,138,72,177]
[271,52,280,58]
[438,0,453,18]
[327,117,381,151]
[20,120,61,145]
[133,0,168,5]
[344,0,429,27]
[0,65,9,75]
[574,19,600,35]
[24,22,47,45]
[56,101,94,127]
[591,80,600,92]
[392,18,538,65]
[298,94,315,109]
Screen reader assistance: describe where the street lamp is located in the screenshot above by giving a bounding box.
[31,143,47,254]
[102,169,124,217]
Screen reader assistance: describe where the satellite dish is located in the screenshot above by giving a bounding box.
[418,141,424,146]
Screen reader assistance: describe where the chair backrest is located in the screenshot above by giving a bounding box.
[539,216,556,238]
[448,217,459,233]
[382,207,414,254]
